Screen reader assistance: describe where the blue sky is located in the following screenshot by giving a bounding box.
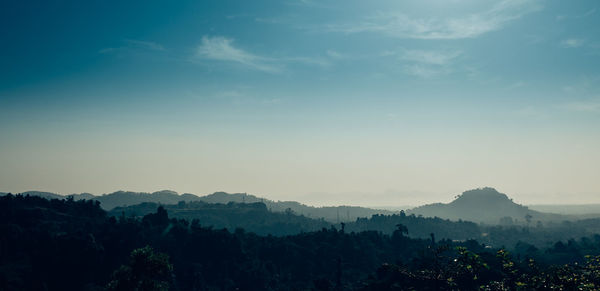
[1,0,599,205]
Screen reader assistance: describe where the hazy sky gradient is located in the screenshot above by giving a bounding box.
[1,0,599,205]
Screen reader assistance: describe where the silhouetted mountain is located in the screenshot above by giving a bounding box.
[2,190,396,222]
[91,190,205,210]
[201,192,399,222]
[17,191,66,200]
[407,187,565,225]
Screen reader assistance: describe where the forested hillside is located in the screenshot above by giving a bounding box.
[4,194,600,290]
[2,190,396,222]
[408,188,566,224]
[109,201,330,236]
[7,188,599,226]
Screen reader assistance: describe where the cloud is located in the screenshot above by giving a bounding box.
[255,17,283,24]
[195,36,332,72]
[560,38,586,48]
[403,64,451,78]
[99,39,164,54]
[326,49,343,59]
[286,0,329,8]
[399,49,462,78]
[196,36,281,73]
[125,39,165,51]
[557,8,596,21]
[283,56,331,68]
[400,50,461,65]
[325,0,541,39]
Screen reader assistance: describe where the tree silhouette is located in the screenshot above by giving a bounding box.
[394,224,408,237]
[143,206,169,226]
[107,246,173,291]
[525,214,533,228]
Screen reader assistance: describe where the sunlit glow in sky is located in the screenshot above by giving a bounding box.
[1,0,599,205]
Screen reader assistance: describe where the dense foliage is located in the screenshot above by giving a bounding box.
[3,194,600,290]
[109,201,330,236]
[346,212,481,241]
[1,190,396,221]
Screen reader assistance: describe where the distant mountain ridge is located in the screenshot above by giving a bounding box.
[407,187,566,224]
[5,187,595,225]
[1,190,396,222]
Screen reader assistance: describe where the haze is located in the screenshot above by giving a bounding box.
[1,0,599,205]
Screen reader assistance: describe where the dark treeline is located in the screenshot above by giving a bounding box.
[346,212,481,241]
[109,201,331,236]
[3,194,600,290]
[110,200,598,250]
[0,190,396,222]
[108,201,600,253]
[344,212,597,250]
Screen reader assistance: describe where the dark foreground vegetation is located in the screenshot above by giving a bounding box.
[3,194,600,290]
[113,199,600,250]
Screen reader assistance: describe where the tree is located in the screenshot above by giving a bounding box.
[394,224,408,237]
[525,214,533,228]
[142,206,169,226]
[107,246,174,291]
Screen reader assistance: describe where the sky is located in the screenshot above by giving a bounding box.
[1,0,600,206]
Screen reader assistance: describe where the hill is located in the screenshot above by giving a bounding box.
[1,190,396,222]
[200,192,398,222]
[109,201,331,236]
[0,194,489,290]
[407,187,565,225]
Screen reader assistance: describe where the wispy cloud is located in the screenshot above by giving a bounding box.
[398,49,462,78]
[254,17,283,24]
[325,0,541,40]
[556,8,596,21]
[286,0,330,8]
[326,49,343,59]
[196,36,281,73]
[404,64,457,78]
[400,50,462,65]
[99,39,164,54]
[560,38,586,48]
[125,39,165,51]
[283,56,331,68]
[195,36,331,73]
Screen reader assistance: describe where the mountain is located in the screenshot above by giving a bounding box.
[89,190,205,210]
[407,187,565,225]
[1,190,202,210]
[199,192,398,222]
[4,190,598,247]
[2,190,395,222]
[14,191,66,200]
